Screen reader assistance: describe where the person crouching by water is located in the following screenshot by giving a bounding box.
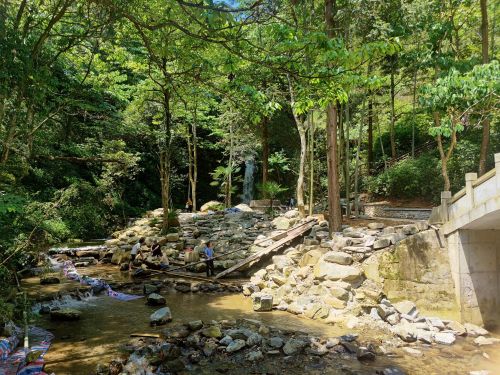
[129,237,145,271]
[204,241,215,277]
[151,239,162,257]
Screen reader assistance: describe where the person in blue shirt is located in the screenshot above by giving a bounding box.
[203,241,215,277]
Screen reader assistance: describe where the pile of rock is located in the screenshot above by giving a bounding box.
[243,220,429,320]
[97,204,278,272]
[98,319,406,375]
[368,298,498,346]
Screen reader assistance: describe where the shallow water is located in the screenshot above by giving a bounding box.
[22,266,500,375]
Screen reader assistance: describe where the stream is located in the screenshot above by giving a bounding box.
[22,262,500,375]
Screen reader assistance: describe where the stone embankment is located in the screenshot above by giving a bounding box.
[242,217,498,348]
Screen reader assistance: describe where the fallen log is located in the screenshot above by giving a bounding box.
[130,333,161,338]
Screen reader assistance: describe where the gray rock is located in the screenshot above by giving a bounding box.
[269,336,284,348]
[446,321,466,336]
[226,339,246,353]
[150,307,172,326]
[386,313,401,326]
[246,333,263,346]
[464,323,489,337]
[402,224,418,235]
[143,283,160,295]
[203,340,218,356]
[188,320,203,331]
[392,323,417,342]
[342,246,372,253]
[427,317,445,330]
[393,301,417,317]
[417,329,433,344]
[313,260,362,282]
[146,293,166,306]
[219,335,233,346]
[201,325,222,338]
[160,343,181,360]
[246,349,264,361]
[357,347,376,361]
[370,308,382,320]
[272,255,294,270]
[283,338,307,355]
[325,337,340,348]
[434,332,456,345]
[367,222,385,230]
[343,231,364,238]
[373,238,391,250]
[377,304,396,319]
[323,251,353,265]
[252,293,273,312]
[272,217,290,230]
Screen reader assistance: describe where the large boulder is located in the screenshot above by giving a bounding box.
[314,260,363,282]
[272,216,291,230]
[200,201,223,212]
[150,307,172,326]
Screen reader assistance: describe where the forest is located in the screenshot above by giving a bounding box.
[0,0,498,288]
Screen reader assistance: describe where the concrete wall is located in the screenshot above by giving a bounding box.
[447,229,500,328]
[363,230,458,314]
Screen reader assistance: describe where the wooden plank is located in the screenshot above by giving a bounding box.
[214,219,317,279]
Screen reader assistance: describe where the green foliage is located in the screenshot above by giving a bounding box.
[258,181,288,200]
[366,154,442,201]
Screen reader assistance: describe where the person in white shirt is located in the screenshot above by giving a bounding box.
[129,237,145,271]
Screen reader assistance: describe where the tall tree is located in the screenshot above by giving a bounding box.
[478,0,489,176]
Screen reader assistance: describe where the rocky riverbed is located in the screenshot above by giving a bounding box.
[30,208,500,374]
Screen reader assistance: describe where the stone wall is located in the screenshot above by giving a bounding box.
[364,203,431,221]
[363,229,458,314]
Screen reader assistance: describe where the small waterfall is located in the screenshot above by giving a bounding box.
[242,155,255,204]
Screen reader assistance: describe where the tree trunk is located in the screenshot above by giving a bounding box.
[287,74,306,217]
[390,62,396,159]
[354,101,364,217]
[297,126,306,217]
[411,67,418,158]
[344,102,351,218]
[367,63,373,174]
[187,107,198,212]
[160,88,172,233]
[308,111,315,217]
[435,113,457,192]
[325,0,342,234]
[227,123,234,208]
[0,97,21,164]
[367,96,373,173]
[160,150,171,232]
[261,118,269,187]
[478,0,489,176]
